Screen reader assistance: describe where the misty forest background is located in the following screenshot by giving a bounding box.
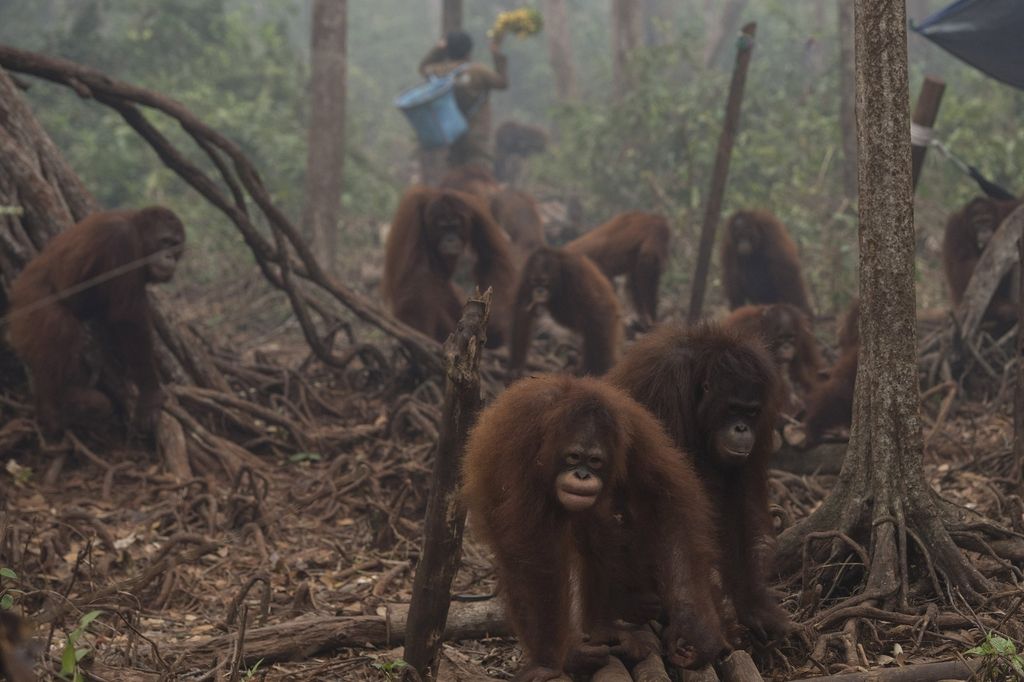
[2,0,1022,328]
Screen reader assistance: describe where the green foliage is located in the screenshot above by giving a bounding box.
[60,610,103,682]
[288,452,322,464]
[371,658,408,681]
[0,567,19,610]
[966,633,1024,679]
[242,657,265,680]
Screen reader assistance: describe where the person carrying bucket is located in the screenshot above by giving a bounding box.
[418,30,508,170]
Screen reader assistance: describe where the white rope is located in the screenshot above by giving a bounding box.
[910,121,936,147]
[929,137,972,175]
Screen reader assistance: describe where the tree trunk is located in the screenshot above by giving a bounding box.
[837,0,857,202]
[703,0,750,69]
[642,0,678,47]
[777,0,999,610]
[611,0,641,98]
[543,0,576,100]
[443,0,462,34]
[302,0,347,274]
[0,71,97,282]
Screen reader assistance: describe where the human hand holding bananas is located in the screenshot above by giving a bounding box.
[487,7,543,44]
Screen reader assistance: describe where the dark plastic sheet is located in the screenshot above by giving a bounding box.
[913,0,1024,90]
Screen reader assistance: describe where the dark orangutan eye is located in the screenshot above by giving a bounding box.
[586,456,603,470]
[565,452,581,466]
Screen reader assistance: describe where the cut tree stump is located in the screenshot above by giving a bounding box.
[716,651,763,682]
[633,650,672,681]
[592,656,631,681]
[680,664,720,681]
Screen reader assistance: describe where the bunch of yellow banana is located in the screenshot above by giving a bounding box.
[487,7,543,40]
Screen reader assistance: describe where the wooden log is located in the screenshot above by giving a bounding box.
[633,652,672,681]
[164,615,387,667]
[687,22,757,323]
[164,600,508,668]
[592,656,631,682]
[799,657,982,681]
[680,664,720,681]
[624,627,670,682]
[403,291,491,680]
[910,76,945,191]
[716,650,763,682]
[386,599,507,641]
[83,662,161,681]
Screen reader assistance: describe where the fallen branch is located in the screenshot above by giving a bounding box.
[798,657,982,681]
[164,600,508,667]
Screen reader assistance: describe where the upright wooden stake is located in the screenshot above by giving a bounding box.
[910,75,945,191]
[402,290,489,681]
[687,22,757,324]
[1016,235,1024,490]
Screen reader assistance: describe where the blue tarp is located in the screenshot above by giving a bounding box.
[913,0,1024,91]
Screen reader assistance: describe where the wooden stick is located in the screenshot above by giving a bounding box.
[403,291,491,680]
[910,76,945,191]
[687,22,757,324]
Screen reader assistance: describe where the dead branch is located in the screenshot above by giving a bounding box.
[798,657,982,681]
[165,600,508,668]
[403,290,490,679]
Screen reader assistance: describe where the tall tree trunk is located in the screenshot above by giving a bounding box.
[703,0,750,69]
[302,0,347,274]
[777,0,1005,611]
[425,0,442,33]
[543,0,576,100]
[837,0,857,202]
[443,0,462,34]
[641,0,677,47]
[611,0,641,98]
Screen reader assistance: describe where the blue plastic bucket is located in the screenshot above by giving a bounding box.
[395,76,469,149]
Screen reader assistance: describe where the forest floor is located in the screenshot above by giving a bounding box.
[1,286,1022,681]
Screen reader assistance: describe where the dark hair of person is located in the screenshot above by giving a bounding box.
[445,31,473,60]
